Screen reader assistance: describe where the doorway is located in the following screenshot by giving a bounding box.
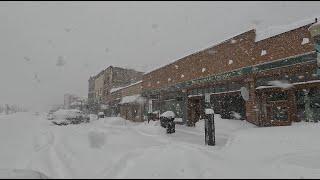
[187,96,205,126]
[258,89,291,126]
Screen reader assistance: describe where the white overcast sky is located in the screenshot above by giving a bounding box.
[1,1,320,111]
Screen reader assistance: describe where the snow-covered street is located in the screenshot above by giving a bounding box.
[1,112,320,178]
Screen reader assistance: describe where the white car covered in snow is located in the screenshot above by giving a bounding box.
[51,109,89,125]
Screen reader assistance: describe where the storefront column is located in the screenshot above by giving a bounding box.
[159,90,164,114]
[288,89,298,123]
[245,77,259,126]
[182,90,188,125]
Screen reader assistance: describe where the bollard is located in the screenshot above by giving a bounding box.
[204,93,215,146]
[205,110,215,146]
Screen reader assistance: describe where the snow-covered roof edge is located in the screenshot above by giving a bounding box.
[110,80,142,93]
[255,16,319,42]
[143,29,255,75]
[119,94,145,104]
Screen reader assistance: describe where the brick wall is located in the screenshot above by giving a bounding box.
[120,82,142,97]
[142,24,316,91]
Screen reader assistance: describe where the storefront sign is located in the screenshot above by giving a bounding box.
[240,87,249,101]
[144,53,317,97]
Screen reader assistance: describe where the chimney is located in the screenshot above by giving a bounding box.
[316,18,318,23]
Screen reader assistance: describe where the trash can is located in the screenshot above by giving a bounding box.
[159,111,176,133]
[98,112,105,119]
[166,118,175,134]
[160,116,168,128]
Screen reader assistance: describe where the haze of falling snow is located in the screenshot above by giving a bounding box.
[0,1,320,111]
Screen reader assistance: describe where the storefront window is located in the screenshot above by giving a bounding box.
[271,106,288,121]
[267,92,288,101]
[296,88,320,122]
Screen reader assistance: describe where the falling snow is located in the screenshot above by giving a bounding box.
[301,38,310,45]
[56,56,66,67]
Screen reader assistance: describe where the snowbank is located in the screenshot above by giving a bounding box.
[110,81,142,93]
[2,112,320,178]
[0,169,49,179]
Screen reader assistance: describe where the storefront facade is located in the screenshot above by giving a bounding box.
[111,81,146,122]
[142,20,320,127]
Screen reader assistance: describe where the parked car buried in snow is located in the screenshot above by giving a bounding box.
[51,109,89,125]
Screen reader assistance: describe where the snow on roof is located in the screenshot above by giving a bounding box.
[110,87,124,93]
[255,17,317,42]
[110,80,142,93]
[160,111,175,118]
[119,94,145,104]
[308,21,320,30]
[143,29,254,75]
[267,80,293,89]
[70,101,82,106]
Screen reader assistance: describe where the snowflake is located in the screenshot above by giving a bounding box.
[228,60,233,65]
[261,50,267,56]
[181,74,185,78]
[168,78,171,82]
[202,68,206,72]
[231,39,237,44]
[175,65,179,69]
[157,81,160,84]
[207,50,216,55]
[301,38,309,45]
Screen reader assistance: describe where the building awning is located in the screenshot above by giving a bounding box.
[256,79,320,90]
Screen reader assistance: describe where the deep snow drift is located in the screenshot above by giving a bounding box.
[0,112,320,178]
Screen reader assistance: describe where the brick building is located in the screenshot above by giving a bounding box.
[88,76,97,113]
[142,18,320,126]
[88,66,144,114]
[111,81,146,122]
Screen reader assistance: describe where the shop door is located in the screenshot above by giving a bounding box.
[265,90,291,124]
[188,97,205,126]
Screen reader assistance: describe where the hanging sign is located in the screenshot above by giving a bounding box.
[240,87,250,101]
